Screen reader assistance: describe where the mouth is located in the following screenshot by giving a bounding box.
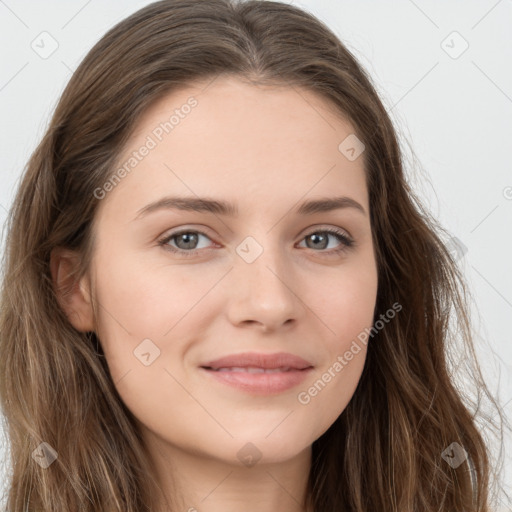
[202,366,302,373]
[198,351,314,394]
[200,351,313,371]
[199,363,313,395]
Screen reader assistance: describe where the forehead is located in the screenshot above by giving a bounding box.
[97,75,368,222]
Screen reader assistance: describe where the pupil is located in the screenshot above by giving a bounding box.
[179,233,197,249]
[309,233,327,249]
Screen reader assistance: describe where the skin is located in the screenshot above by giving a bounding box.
[51,75,378,512]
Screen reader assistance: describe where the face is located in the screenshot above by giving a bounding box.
[76,76,378,468]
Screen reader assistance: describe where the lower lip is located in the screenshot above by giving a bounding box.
[200,367,313,395]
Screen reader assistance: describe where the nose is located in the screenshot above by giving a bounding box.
[225,238,300,332]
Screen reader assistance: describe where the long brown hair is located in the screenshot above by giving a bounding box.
[0,1,507,510]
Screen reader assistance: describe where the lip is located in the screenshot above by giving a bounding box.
[199,351,314,395]
[200,351,313,371]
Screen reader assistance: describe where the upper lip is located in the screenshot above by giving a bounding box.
[201,352,313,370]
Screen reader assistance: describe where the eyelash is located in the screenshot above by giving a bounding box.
[157,227,354,258]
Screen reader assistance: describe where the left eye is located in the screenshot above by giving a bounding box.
[158,228,354,257]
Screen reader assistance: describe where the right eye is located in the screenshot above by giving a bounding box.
[158,229,215,257]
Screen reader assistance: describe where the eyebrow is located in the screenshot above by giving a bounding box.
[133,195,366,221]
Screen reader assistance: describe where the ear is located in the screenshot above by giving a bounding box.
[50,247,95,332]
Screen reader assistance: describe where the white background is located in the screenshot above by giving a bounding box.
[0,0,510,508]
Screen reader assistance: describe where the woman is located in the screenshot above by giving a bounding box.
[0,0,507,510]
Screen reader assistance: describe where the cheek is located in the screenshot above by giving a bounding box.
[297,260,377,430]
[295,347,366,445]
[92,252,234,402]
[91,256,199,379]
[94,255,208,334]
[315,257,378,346]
